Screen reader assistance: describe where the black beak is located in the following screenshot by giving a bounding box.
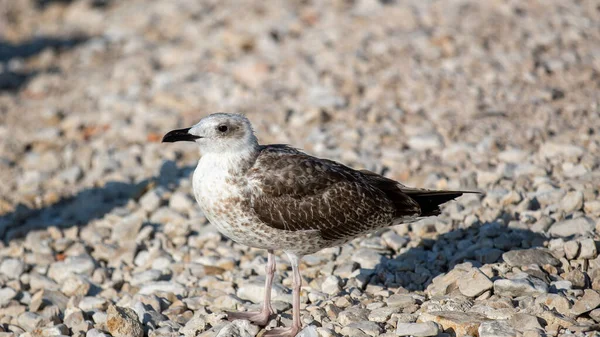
[162,128,201,143]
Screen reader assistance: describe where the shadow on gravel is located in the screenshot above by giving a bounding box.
[0,35,88,91]
[364,220,548,291]
[0,161,195,242]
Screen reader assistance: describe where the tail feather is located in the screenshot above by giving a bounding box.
[401,190,466,216]
[359,169,481,217]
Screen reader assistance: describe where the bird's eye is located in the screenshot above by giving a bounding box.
[218,125,228,132]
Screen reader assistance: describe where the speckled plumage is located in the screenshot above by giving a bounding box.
[193,142,464,255]
[163,113,469,335]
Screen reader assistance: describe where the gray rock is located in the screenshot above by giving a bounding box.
[0,287,17,306]
[539,142,584,159]
[478,320,517,337]
[237,279,288,303]
[30,289,69,312]
[502,249,559,267]
[78,297,108,312]
[47,254,96,282]
[493,274,548,297]
[297,325,319,337]
[61,275,92,297]
[0,259,25,279]
[17,312,45,331]
[564,240,580,260]
[396,322,440,336]
[41,324,69,336]
[368,306,401,322]
[180,315,207,337]
[548,217,595,237]
[457,267,494,297]
[571,289,600,316]
[106,305,143,337]
[579,238,597,259]
[351,248,383,269]
[111,213,144,242]
[87,329,112,337]
[560,191,584,213]
[338,307,370,325]
[344,321,381,336]
[130,269,162,286]
[138,281,187,296]
[321,275,342,295]
[215,319,259,337]
[508,313,542,332]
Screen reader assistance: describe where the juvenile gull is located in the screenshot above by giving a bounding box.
[163,113,473,336]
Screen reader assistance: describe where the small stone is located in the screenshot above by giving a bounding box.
[130,269,162,286]
[386,294,416,307]
[560,191,584,213]
[17,312,45,331]
[418,311,486,336]
[338,307,370,325]
[368,306,400,322]
[41,323,69,336]
[351,248,383,269]
[579,238,597,259]
[457,268,493,297]
[138,281,187,296]
[571,289,600,316]
[564,269,587,289]
[502,249,559,267]
[237,279,287,304]
[215,319,259,337]
[493,274,548,297]
[548,217,595,237]
[47,254,96,282]
[180,314,206,337]
[61,275,91,297]
[78,297,108,312]
[106,305,143,337]
[169,192,194,212]
[321,275,342,295]
[508,313,542,332]
[0,259,25,279]
[564,241,580,260]
[478,320,517,337]
[344,321,381,336]
[396,322,440,336]
[0,287,17,306]
[539,142,584,159]
[87,329,111,337]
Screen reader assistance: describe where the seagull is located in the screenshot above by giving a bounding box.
[163,113,473,336]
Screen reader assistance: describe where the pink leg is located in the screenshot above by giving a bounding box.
[263,252,302,337]
[227,250,275,326]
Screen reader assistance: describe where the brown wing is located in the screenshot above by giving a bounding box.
[246,146,421,240]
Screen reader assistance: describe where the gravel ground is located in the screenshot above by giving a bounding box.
[1,0,599,336]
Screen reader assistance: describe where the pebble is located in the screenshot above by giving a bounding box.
[106,305,143,337]
[493,274,548,297]
[571,289,600,316]
[0,288,17,306]
[479,320,517,337]
[548,217,595,237]
[396,322,440,336]
[502,249,559,267]
[0,259,25,279]
[457,267,493,297]
[215,320,259,337]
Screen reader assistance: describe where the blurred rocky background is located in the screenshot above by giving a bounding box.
[0,0,599,336]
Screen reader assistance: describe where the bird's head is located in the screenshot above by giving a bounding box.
[162,113,258,154]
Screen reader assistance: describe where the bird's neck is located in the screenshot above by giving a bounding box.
[199,145,259,176]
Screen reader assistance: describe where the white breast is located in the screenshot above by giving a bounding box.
[192,151,252,242]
